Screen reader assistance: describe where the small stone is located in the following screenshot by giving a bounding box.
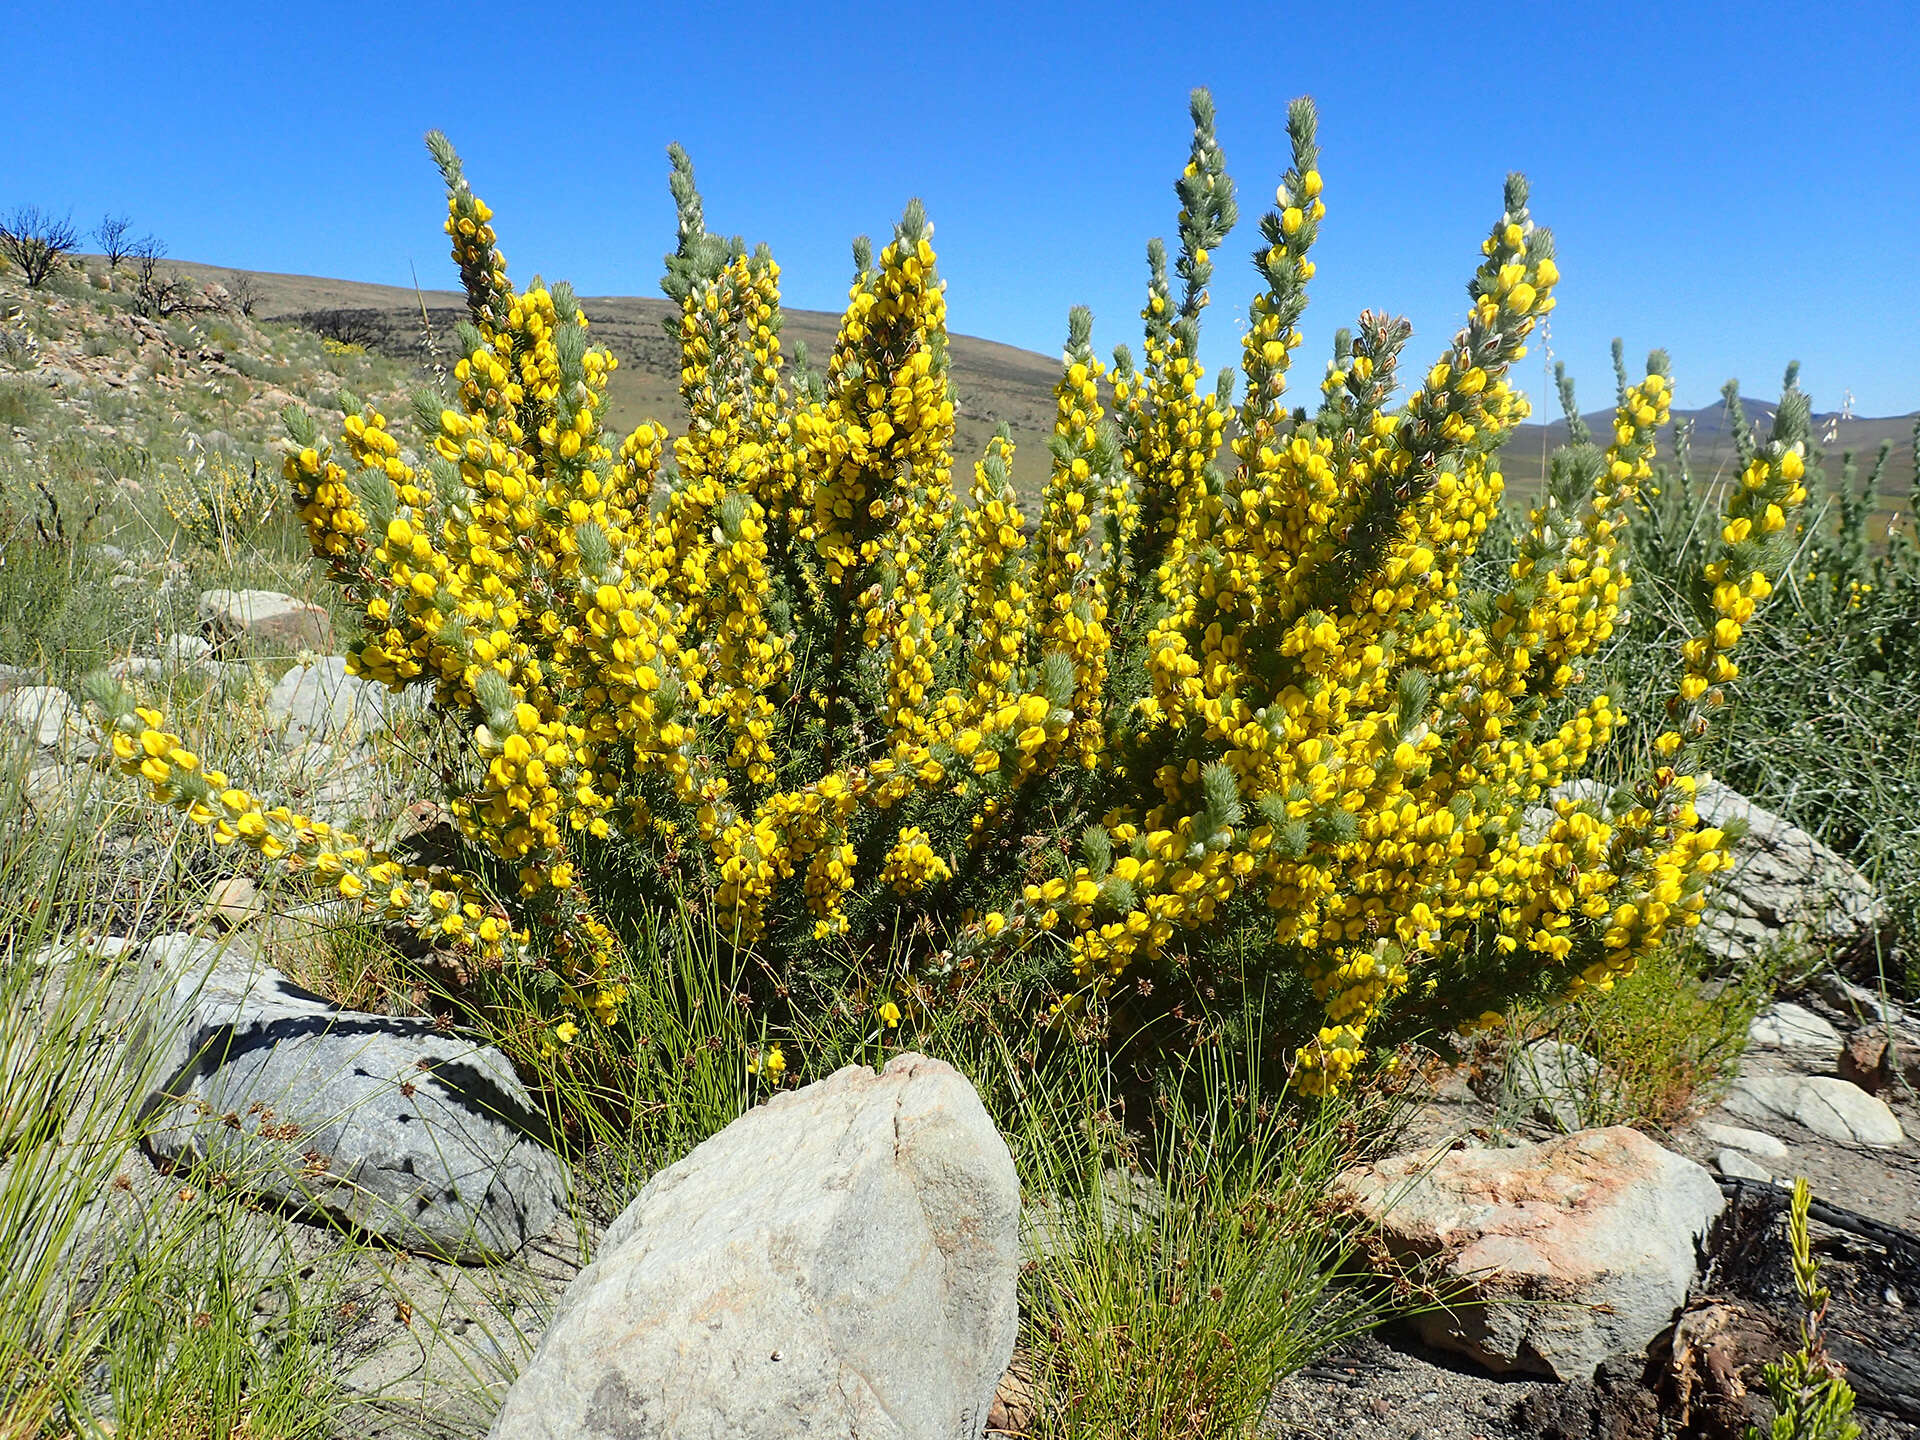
[200,875,263,930]
[198,589,332,652]
[105,655,166,684]
[1695,1121,1790,1160]
[1716,1148,1775,1183]
[1723,1075,1904,1148]
[1747,1002,1843,1057]
[986,1350,1036,1437]
[160,632,214,665]
[1838,1029,1890,1095]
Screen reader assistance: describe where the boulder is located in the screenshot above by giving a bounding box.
[139,935,565,1261]
[266,656,387,748]
[1337,1126,1723,1380]
[1695,1120,1789,1161]
[1501,1039,1616,1132]
[1722,1075,1904,1148]
[1,685,93,756]
[1691,781,1884,965]
[490,1053,1020,1440]
[1747,1001,1844,1058]
[1548,779,1883,965]
[198,588,332,653]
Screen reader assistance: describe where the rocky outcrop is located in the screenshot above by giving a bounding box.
[490,1053,1021,1440]
[1338,1127,1723,1381]
[139,935,565,1261]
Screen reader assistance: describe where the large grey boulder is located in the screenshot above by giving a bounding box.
[1548,779,1883,965]
[1337,1126,1723,1380]
[490,1053,1020,1440]
[199,588,333,653]
[1692,781,1884,965]
[139,935,565,1261]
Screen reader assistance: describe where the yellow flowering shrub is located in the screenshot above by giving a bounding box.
[157,453,279,554]
[94,94,1812,1090]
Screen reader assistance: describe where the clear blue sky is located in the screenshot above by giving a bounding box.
[11,0,1917,417]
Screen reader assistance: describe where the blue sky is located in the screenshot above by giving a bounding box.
[11,0,1918,416]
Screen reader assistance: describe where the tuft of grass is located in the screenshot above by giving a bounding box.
[0,380,51,427]
[1505,937,1773,1130]
[1008,1016,1388,1440]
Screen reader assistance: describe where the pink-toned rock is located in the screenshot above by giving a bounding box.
[1839,1028,1891,1095]
[198,589,332,653]
[198,875,263,931]
[1338,1126,1723,1380]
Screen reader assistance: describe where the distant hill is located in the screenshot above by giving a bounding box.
[158,259,1064,497]
[153,259,1916,528]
